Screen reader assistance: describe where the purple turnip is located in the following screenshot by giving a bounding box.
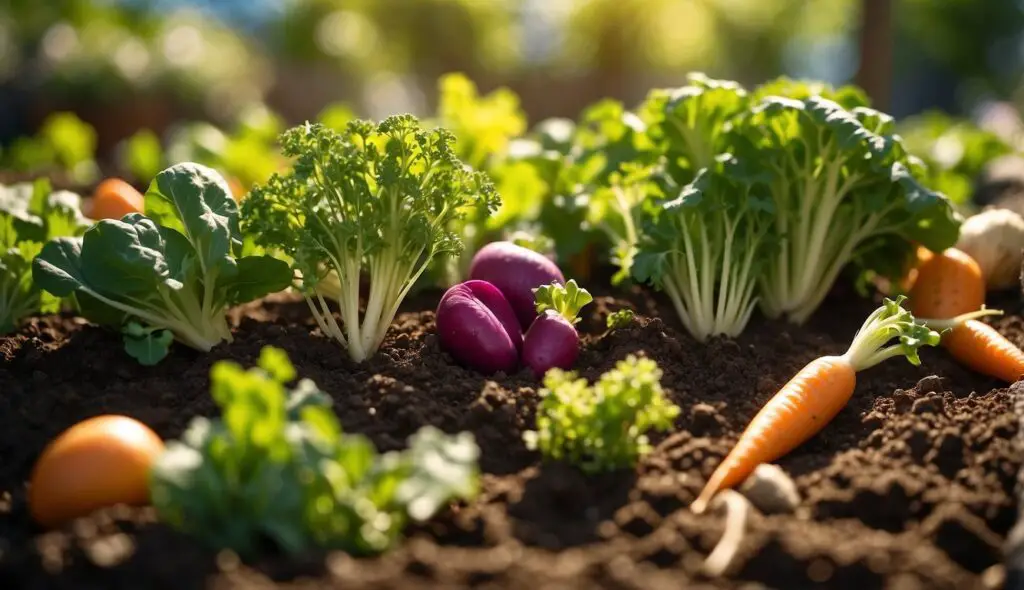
[522,279,593,377]
[469,241,565,329]
[436,280,523,374]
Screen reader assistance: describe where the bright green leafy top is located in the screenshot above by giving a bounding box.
[0,179,88,334]
[32,162,292,364]
[241,115,498,363]
[524,355,680,473]
[533,279,593,325]
[605,308,635,331]
[841,296,942,370]
[149,346,481,557]
[633,159,776,341]
[736,90,961,324]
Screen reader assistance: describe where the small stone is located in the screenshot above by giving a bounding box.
[914,375,947,394]
[911,395,943,415]
[738,463,800,514]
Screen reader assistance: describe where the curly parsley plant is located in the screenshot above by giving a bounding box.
[524,355,680,473]
[242,116,498,362]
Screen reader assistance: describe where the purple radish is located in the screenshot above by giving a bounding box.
[469,241,564,329]
[436,280,523,374]
[522,279,593,377]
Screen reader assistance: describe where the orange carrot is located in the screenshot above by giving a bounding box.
[897,244,934,292]
[907,247,985,319]
[918,310,1024,383]
[691,296,940,514]
[88,178,144,221]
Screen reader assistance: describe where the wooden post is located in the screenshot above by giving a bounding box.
[855,0,892,111]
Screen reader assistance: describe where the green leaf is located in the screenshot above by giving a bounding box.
[223,255,292,305]
[122,129,165,183]
[259,345,296,383]
[80,215,180,295]
[533,279,593,324]
[606,309,635,331]
[144,162,242,273]
[32,237,87,298]
[395,427,480,521]
[123,321,174,366]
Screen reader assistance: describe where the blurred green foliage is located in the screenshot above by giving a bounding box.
[1,112,99,184]
[897,111,1016,210]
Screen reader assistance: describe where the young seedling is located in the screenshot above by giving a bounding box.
[149,346,481,557]
[522,279,593,377]
[523,355,680,473]
[606,308,636,331]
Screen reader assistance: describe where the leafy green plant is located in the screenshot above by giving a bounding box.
[32,162,292,364]
[3,112,99,185]
[0,179,88,334]
[896,110,1014,208]
[634,162,775,341]
[587,163,662,285]
[640,72,749,186]
[737,89,961,324]
[242,116,497,362]
[150,346,480,557]
[605,308,635,331]
[524,355,680,473]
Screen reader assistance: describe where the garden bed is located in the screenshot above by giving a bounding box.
[0,277,1019,590]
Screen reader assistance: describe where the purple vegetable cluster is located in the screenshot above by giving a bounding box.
[435,241,593,377]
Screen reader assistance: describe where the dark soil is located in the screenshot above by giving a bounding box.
[0,279,1020,590]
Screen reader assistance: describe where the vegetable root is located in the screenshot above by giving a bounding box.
[919,310,1024,383]
[907,247,985,319]
[702,490,750,577]
[691,297,940,513]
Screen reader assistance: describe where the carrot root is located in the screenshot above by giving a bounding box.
[692,355,856,514]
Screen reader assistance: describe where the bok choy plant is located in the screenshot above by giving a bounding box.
[241,115,498,362]
[32,163,292,364]
[736,93,961,324]
[634,158,775,341]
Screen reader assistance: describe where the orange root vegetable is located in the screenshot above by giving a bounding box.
[919,309,1024,384]
[907,247,985,319]
[227,176,246,202]
[897,245,935,292]
[691,297,940,514]
[28,415,165,528]
[88,178,144,220]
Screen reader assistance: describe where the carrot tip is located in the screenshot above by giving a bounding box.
[691,488,717,514]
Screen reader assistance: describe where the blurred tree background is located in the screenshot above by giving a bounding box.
[1,0,1022,172]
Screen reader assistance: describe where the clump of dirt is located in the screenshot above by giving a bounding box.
[0,283,1019,589]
